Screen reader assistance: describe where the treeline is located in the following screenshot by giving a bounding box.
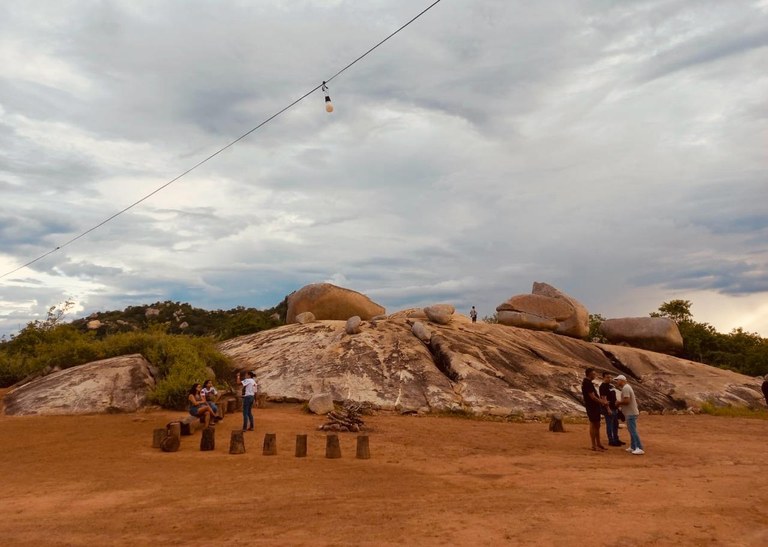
[0,300,285,407]
[591,300,768,377]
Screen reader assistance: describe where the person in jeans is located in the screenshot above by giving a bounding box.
[236,371,257,431]
[614,374,644,455]
[599,372,624,447]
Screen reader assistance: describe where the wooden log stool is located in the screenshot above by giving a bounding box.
[229,430,246,454]
[356,435,370,459]
[167,421,182,440]
[152,428,167,448]
[325,434,342,459]
[295,434,308,458]
[200,427,215,451]
[549,413,565,432]
[226,398,238,415]
[262,433,277,456]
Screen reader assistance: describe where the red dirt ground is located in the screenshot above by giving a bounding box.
[1,397,767,546]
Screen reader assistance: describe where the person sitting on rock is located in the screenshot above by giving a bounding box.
[201,379,221,421]
[188,383,215,427]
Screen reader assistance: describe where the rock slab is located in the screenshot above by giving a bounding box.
[4,354,156,416]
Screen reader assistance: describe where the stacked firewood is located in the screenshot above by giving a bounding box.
[318,402,366,432]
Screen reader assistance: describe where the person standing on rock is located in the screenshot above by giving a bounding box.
[470,306,478,323]
[237,371,257,431]
[614,375,644,455]
[600,372,624,447]
[582,368,608,451]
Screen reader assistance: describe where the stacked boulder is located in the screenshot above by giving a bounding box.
[286,283,385,324]
[496,282,589,338]
[599,317,683,355]
[424,304,455,325]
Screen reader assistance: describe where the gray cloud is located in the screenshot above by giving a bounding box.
[1,0,767,337]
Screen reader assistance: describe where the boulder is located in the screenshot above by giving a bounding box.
[307,393,335,415]
[411,321,433,344]
[497,294,574,320]
[346,316,362,335]
[496,282,589,338]
[286,283,385,324]
[295,311,316,324]
[86,320,102,330]
[532,282,590,338]
[4,354,156,416]
[424,304,455,325]
[497,310,558,331]
[599,317,684,354]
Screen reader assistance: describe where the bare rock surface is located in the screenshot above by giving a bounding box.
[4,354,155,416]
[286,283,385,324]
[599,317,684,354]
[218,317,763,415]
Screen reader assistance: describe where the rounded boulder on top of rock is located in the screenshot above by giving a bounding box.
[599,317,684,355]
[424,304,455,325]
[496,310,558,331]
[411,321,433,344]
[346,316,362,335]
[295,311,316,324]
[286,283,385,324]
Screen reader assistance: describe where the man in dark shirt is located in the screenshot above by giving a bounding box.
[581,367,608,451]
[762,374,768,406]
[600,371,624,446]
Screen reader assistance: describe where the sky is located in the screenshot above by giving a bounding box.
[1,0,767,338]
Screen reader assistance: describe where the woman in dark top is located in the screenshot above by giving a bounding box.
[582,368,608,451]
[188,383,214,427]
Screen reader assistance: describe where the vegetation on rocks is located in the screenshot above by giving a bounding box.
[0,300,281,408]
[649,300,768,377]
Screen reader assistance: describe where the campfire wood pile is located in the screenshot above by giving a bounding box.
[317,402,369,432]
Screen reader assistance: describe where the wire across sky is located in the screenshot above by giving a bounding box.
[0,0,444,280]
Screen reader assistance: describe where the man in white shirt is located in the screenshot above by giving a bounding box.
[614,375,644,455]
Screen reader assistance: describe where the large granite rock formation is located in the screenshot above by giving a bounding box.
[286,283,385,324]
[4,354,156,416]
[218,317,763,415]
[496,282,589,338]
[599,317,684,355]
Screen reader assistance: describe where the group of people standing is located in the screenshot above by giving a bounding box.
[582,367,644,455]
[187,372,259,431]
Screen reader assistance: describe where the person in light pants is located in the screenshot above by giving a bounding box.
[614,375,644,455]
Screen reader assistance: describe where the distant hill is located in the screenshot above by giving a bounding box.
[70,299,286,340]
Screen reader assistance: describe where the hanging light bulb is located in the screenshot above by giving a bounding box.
[322,81,334,113]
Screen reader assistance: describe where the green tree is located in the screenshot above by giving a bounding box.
[588,313,607,342]
[651,299,693,323]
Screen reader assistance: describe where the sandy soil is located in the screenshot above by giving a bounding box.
[1,397,767,546]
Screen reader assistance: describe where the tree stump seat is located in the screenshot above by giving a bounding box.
[179,414,206,436]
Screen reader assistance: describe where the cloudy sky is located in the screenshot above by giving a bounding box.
[1,0,767,338]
